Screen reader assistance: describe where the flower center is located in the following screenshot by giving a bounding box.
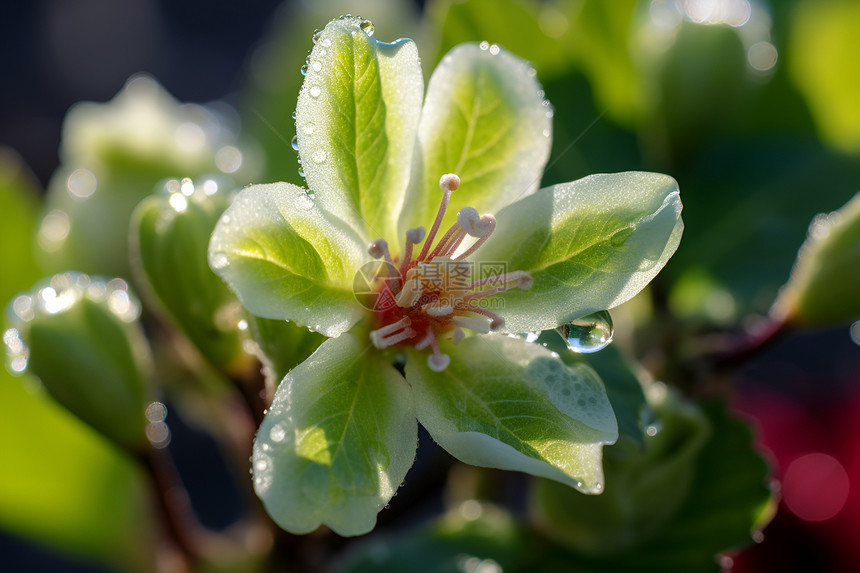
[367,173,533,371]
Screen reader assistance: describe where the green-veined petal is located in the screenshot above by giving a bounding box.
[253,334,417,536]
[406,334,617,493]
[296,16,424,242]
[474,172,683,332]
[208,182,368,337]
[399,43,552,242]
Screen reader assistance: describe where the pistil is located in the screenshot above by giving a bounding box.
[366,173,533,371]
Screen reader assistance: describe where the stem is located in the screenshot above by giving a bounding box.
[138,447,202,568]
[711,317,792,370]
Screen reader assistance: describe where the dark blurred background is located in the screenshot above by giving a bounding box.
[0,0,288,187]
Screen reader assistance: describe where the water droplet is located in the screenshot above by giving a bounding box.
[311,150,326,164]
[300,64,308,76]
[291,111,297,120]
[360,20,375,36]
[312,61,322,72]
[298,168,305,178]
[321,38,331,47]
[309,85,321,98]
[12,296,35,322]
[489,44,500,55]
[312,29,322,44]
[480,41,490,51]
[302,122,316,135]
[67,168,97,198]
[254,456,269,472]
[318,48,327,56]
[291,135,299,151]
[515,331,541,343]
[558,311,613,353]
[211,253,229,269]
[296,193,314,210]
[269,423,286,442]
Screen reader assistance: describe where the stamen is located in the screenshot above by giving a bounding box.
[454,215,496,260]
[469,270,532,291]
[378,328,416,347]
[455,303,505,331]
[395,278,422,308]
[457,207,482,236]
[372,316,411,338]
[427,351,450,372]
[462,279,530,302]
[452,327,466,344]
[414,328,436,351]
[417,173,460,262]
[368,239,401,293]
[427,222,462,260]
[399,226,426,275]
[424,302,454,316]
[440,229,467,258]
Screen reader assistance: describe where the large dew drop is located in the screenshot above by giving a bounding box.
[558,310,614,354]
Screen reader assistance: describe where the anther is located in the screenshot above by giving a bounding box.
[368,239,388,259]
[368,239,400,292]
[455,214,496,260]
[457,207,480,233]
[439,173,460,192]
[427,353,451,372]
[405,227,426,244]
[400,226,426,275]
[418,173,460,261]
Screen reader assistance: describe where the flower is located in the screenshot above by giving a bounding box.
[208,16,683,536]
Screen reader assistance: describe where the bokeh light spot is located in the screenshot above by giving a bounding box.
[782,452,849,522]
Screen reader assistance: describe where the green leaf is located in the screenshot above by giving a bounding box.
[531,384,711,556]
[773,190,860,325]
[36,76,257,279]
[406,334,617,493]
[663,140,860,316]
[531,398,773,572]
[208,182,368,337]
[429,0,571,80]
[296,15,424,242]
[132,178,252,374]
[5,273,152,449]
[245,313,325,393]
[398,42,552,241]
[474,172,683,332]
[252,334,417,536]
[0,147,42,306]
[556,341,650,450]
[0,371,155,572]
[336,502,529,573]
[242,0,420,186]
[789,0,860,152]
